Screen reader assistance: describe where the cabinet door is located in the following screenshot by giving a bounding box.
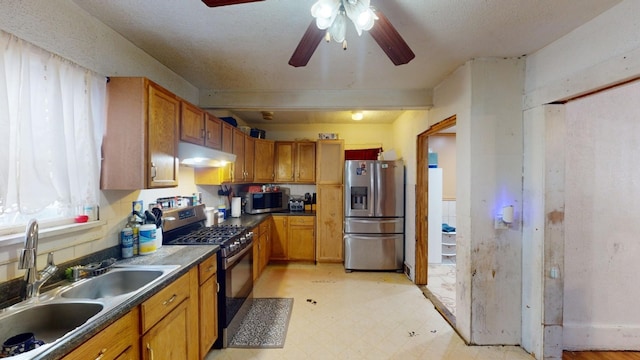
[232,128,245,182]
[259,225,269,274]
[199,275,218,358]
[142,300,190,360]
[295,142,316,183]
[244,134,255,182]
[62,308,139,360]
[252,225,261,281]
[316,140,344,184]
[316,185,344,262]
[254,139,275,182]
[270,216,288,260]
[148,83,179,188]
[204,113,222,149]
[180,101,205,145]
[221,122,233,153]
[274,142,294,182]
[288,216,315,261]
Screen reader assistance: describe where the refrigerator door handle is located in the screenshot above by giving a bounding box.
[347,218,400,224]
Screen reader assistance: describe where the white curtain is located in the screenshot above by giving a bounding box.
[0,30,105,226]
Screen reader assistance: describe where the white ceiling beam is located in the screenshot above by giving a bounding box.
[198,89,433,110]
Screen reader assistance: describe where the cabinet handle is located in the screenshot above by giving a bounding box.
[162,294,177,306]
[207,265,215,273]
[147,343,154,360]
[94,348,107,360]
[216,282,220,293]
[202,129,206,139]
[150,163,157,180]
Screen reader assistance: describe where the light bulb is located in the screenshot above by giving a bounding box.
[351,111,363,121]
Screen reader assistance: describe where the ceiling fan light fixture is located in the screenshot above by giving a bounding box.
[351,111,363,121]
[312,0,376,43]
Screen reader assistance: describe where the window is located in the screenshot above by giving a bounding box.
[0,30,106,231]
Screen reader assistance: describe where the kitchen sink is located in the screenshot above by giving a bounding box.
[0,264,180,358]
[0,302,103,345]
[61,269,164,299]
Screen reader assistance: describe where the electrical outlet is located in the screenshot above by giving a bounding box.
[494,216,508,229]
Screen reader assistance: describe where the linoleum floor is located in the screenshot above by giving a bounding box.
[205,263,533,360]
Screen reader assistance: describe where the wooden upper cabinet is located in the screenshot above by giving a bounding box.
[102,77,179,189]
[254,139,275,182]
[316,139,344,184]
[180,104,223,150]
[244,134,255,182]
[274,141,294,182]
[221,122,233,153]
[296,142,316,183]
[274,141,316,183]
[204,113,222,149]
[232,128,245,182]
[180,101,205,146]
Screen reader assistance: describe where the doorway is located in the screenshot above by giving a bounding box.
[415,115,457,323]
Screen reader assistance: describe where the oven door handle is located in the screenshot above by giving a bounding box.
[224,240,253,270]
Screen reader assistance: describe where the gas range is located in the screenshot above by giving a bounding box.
[160,204,255,349]
[166,224,252,258]
[161,205,253,258]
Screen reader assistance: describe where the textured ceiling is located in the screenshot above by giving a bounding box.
[72,0,620,125]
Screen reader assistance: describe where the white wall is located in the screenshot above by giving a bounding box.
[563,80,640,350]
[392,110,429,280]
[429,62,473,341]
[523,0,640,353]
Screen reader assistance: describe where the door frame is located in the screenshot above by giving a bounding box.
[415,115,456,285]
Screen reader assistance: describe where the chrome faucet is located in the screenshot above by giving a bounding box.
[18,219,58,300]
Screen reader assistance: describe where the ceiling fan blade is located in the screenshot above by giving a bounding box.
[289,20,325,67]
[201,0,264,7]
[369,10,415,66]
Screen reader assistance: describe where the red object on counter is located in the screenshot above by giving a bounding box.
[74,215,89,223]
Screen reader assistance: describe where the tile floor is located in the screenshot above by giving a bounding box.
[206,263,533,360]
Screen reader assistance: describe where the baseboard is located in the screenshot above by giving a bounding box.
[563,323,640,350]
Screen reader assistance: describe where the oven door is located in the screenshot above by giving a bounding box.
[216,240,254,348]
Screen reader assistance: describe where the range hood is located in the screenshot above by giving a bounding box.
[178,142,236,168]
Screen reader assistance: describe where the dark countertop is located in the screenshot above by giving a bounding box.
[222,211,315,228]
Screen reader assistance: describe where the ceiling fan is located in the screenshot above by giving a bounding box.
[201,0,415,67]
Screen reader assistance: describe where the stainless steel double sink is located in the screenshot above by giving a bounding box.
[0,264,179,359]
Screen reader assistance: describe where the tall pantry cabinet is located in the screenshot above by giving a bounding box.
[101,77,180,189]
[315,140,345,262]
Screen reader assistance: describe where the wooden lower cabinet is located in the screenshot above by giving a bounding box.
[271,215,315,261]
[142,300,189,360]
[253,219,272,280]
[62,308,140,360]
[316,185,344,262]
[259,220,271,273]
[198,254,218,358]
[62,262,212,360]
[270,215,288,260]
[141,269,198,360]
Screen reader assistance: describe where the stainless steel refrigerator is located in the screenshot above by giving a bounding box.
[344,160,405,271]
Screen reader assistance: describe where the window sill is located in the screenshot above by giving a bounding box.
[0,220,106,246]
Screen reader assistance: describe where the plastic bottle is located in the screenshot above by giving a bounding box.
[127,213,141,255]
[121,227,134,258]
[139,224,157,255]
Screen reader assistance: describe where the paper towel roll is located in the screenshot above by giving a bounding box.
[231,197,241,217]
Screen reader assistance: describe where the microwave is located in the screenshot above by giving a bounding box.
[244,189,290,214]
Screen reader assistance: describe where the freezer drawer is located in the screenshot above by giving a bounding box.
[344,234,403,271]
[344,217,404,234]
